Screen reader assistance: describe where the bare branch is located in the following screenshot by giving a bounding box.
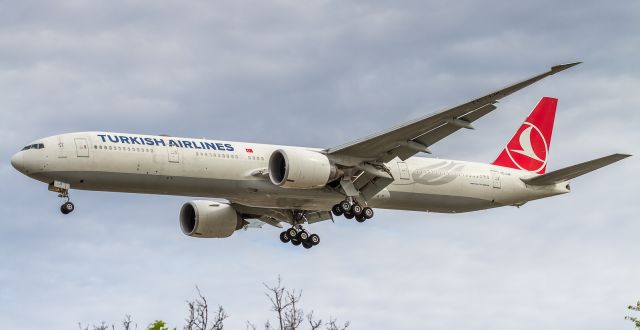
[122,315,136,330]
[283,289,304,330]
[263,276,292,330]
[325,318,350,330]
[210,305,228,330]
[306,311,322,330]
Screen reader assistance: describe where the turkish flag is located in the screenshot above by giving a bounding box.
[245,148,254,153]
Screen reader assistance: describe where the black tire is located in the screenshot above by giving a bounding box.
[279,231,290,243]
[351,203,363,216]
[291,239,301,246]
[363,207,374,219]
[287,227,298,238]
[309,234,320,246]
[344,212,354,219]
[298,230,309,241]
[331,204,343,216]
[355,214,366,223]
[339,200,351,213]
[302,242,313,249]
[61,202,74,214]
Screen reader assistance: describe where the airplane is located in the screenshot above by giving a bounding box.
[10,62,630,249]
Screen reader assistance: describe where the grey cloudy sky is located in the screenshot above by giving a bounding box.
[1,0,639,329]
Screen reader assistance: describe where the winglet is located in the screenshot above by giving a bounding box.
[551,62,582,73]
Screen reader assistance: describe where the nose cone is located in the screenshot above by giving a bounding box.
[11,152,24,172]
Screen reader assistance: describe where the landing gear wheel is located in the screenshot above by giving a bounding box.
[287,227,298,239]
[60,201,74,214]
[331,204,343,216]
[363,207,374,219]
[302,241,313,249]
[297,230,309,241]
[351,203,363,216]
[339,200,351,213]
[344,212,354,220]
[279,231,291,243]
[355,214,366,223]
[309,234,320,246]
[291,239,301,246]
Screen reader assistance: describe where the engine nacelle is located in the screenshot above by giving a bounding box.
[179,201,243,238]
[268,148,340,189]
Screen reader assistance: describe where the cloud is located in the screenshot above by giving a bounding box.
[0,0,638,329]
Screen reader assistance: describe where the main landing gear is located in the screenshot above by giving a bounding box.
[49,181,75,215]
[331,198,374,223]
[278,211,321,249]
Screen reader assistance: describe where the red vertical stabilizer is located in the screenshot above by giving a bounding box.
[492,97,557,174]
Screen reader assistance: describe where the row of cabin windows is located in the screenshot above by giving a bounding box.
[414,169,490,180]
[195,152,240,159]
[248,156,265,161]
[94,145,153,153]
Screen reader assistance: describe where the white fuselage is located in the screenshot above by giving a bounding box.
[12,132,569,213]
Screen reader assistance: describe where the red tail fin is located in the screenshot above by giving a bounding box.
[492,97,557,174]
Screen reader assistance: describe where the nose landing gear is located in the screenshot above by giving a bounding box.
[49,180,75,215]
[60,200,75,214]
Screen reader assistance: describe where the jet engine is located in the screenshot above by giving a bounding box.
[179,201,243,238]
[268,148,341,189]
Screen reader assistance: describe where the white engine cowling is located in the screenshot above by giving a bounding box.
[179,201,243,238]
[268,148,340,189]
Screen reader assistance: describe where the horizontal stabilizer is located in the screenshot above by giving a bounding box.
[521,153,631,186]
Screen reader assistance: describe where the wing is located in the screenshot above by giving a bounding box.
[327,62,581,163]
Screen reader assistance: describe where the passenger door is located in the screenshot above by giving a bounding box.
[74,138,89,157]
[491,170,501,189]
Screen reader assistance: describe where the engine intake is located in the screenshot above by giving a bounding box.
[179,201,243,238]
[268,148,340,189]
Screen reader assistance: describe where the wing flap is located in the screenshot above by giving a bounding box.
[521,153,631,186]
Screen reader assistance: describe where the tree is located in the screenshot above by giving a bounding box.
[627,301,640,329]
[248,276,349,330]
[78,278,348,330]
[148,320,171,330]
[184,286,228,330]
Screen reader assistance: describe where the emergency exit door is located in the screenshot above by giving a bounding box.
[168,147,180,163]
[397,161,410,180]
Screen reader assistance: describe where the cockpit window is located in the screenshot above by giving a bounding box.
[21,143,45,151]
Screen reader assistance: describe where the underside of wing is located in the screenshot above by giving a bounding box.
[231,203,333,227]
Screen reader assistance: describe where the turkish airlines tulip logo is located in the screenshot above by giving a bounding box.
[506,122,548,172]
